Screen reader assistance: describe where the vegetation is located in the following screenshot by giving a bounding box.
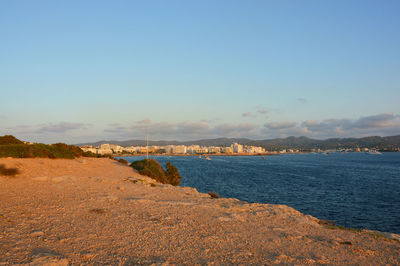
[117,158,129,165]
[0,135,99,159]
[208,191,220,199]
[165,162,182,186]
[0,164,20,176]
[130,159,182,186]
[0,135,24,145]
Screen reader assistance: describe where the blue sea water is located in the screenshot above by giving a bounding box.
[122,153,400,234]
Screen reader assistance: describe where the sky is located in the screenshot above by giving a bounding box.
[1,0,399,143]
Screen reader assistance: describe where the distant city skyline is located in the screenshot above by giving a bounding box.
[1,1,399,144]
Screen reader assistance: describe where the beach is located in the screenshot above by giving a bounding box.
[1,158,399,265]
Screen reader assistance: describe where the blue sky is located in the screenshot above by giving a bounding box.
[1,0,399,143]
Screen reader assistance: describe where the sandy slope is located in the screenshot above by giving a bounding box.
[0,158,399,265]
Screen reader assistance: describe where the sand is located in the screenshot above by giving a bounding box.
[0,158,399,265]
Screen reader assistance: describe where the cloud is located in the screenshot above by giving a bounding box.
[264,121,297,130]
[1,122,92,144]
[301,119,346,133]
[201,118,221,123]
[261,113,400,139]
[36,122,90,133]
[242,112,253,117]
[136,119,151,125]
[103,113,400,141]
[213,123,259,137]
[349,113,399,129]
[300,113,400,138]
[297,98,308,104]
[104,120,259,140]
[109,123,123,127]
[257,108,268,115]
[3,113,398,143]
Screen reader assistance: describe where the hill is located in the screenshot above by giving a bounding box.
[0,135,100,159]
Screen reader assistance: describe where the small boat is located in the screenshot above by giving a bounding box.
[366,150,382,155]
[198,155,202,158]
[205,156,211,160]
[261,156,265,159]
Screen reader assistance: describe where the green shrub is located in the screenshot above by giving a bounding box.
[117,158,129,165]
[52,143,85,157]
[130,159,182,186]
[0,135,24,145]
[166,162,181,186]
[0,164,20,176]
[208,191,220,199]
[0,143,75,159]
[0,135,111,159]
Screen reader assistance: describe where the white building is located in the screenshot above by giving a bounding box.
[223,147,233,153]
[80,146,98,154]
[232,143,243,153]
[171,145,187,154]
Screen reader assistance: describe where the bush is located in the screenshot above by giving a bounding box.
[208,191,220,199]
[0,164,19,176]
[117,158,129,165]
[130,159,182,186]
[0,135,24,145]
[0,143,76,159]
[166,162,181,186]
[0,135,104,159]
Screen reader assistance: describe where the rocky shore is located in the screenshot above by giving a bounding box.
[1,158,399,265]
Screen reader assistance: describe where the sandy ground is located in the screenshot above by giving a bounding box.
[0,158,399,265]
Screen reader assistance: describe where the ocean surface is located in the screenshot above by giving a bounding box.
[122,153,400,234]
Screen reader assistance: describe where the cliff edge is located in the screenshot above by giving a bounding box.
[1,158,399,264]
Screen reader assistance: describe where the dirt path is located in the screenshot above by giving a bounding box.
[1,158,399,265]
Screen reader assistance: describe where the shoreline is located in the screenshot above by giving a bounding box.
[116,153,281,157]
[1,157,399,264]
[113,151,398,158]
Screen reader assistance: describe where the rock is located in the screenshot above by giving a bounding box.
[30,231,45,237]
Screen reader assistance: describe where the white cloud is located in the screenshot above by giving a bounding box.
[2,113,399,143]
[104,120,259,140]
[300,113,400,138]
[36,122,90,133]
[1,122,92,144]
[242,112,253,117]
[297,98,308,104]
[257,108,268,115]
[264,121,297,130]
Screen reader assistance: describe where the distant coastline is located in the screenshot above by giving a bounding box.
[78,135,400,153]
[116,153,281,157]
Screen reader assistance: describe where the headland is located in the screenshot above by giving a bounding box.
[1,158,399,264]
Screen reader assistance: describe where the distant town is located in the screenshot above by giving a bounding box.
[81,143,266,155]
[79,143,388,156]
[78,135,400,155]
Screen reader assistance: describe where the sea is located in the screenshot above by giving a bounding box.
[121,153,400,234]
